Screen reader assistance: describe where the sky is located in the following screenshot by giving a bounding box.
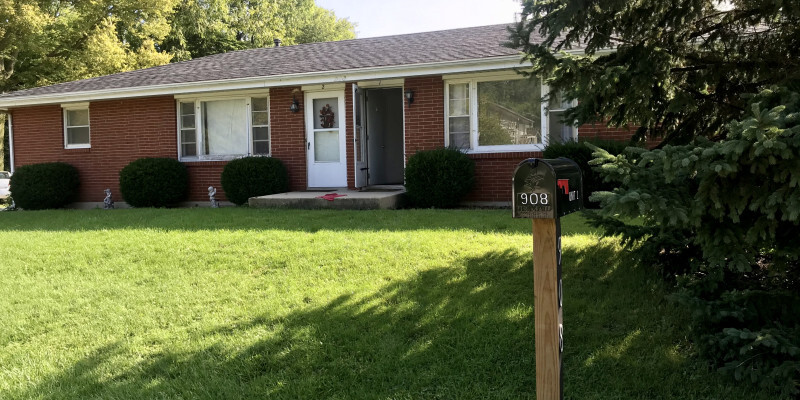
[315,0,523,38]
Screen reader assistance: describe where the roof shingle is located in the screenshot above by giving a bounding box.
[1,23,530,100]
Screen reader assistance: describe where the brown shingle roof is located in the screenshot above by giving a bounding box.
[1,23,532,100]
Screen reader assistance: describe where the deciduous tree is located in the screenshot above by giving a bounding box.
[162,0,355,61]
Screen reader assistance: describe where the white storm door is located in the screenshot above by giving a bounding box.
[306,91,347,188]
[354,85,367,188]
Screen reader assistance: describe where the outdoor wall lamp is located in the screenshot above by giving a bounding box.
[290,97,300,113]
[404,89,415,105]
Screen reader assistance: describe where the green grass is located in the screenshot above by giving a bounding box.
[0,208,773,399]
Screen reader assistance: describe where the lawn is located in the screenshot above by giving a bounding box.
[0,208,774,399]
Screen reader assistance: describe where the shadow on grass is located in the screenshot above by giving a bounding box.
[0,208,598,236]
[14,244,749,399]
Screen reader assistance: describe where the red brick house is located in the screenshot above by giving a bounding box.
[0,24,629,207]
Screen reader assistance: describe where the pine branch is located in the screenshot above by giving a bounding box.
[688,8,763,40]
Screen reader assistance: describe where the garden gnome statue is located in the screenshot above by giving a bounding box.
[103,188,115,209]
[208,186,219,208]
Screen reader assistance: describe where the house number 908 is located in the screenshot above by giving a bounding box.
[519,193,549,205]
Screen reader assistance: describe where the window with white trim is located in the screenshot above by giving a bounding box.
[445,75,577,152]
[179,102,197,157]
[177,95,270,160]
[251,97,270,155]
[63,105,90,149]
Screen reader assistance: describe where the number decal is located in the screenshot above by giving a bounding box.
[520,193,549,205]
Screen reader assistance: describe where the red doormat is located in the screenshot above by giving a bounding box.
[316,193,347,201]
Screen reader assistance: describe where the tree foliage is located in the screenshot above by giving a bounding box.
[511,1,800,394]
[509,0,800,145]
[162,0,355,60]
[541,139,629,208]
[0,1,354,93]
[1,0,179,92]
[587,87,800,396]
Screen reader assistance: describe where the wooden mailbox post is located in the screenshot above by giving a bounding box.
[512,158,583,400]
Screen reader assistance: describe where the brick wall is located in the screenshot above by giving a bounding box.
[269,86,307,191]
[11,97,180,203]
[579,122,635,142]
[465,152,543,203]
[10,88,312,205]
[404,76,446,157]
[185,162,227,202]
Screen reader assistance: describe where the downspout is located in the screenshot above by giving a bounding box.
[7,112,14,173]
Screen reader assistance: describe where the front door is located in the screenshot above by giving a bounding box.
[306,91,347,188]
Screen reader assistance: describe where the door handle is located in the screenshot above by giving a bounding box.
[308,142,311,150]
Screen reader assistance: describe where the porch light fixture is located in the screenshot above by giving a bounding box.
[290,97,300,113]
[404,89,415,105]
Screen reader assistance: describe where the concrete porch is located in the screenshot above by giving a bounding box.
[248,187,406,210]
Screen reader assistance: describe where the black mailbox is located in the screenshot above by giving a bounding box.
[512,158,583,219]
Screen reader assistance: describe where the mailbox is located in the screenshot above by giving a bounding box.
[512,158,583,219]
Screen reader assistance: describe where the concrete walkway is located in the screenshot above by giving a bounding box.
[248,188,406,210]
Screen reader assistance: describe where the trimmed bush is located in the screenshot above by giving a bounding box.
[542,139,630,208]
[221,156,289,205]
[405,147,475,208]
[119,158,188,208]
[10,162,80,210]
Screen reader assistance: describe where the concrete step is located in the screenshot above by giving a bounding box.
[248,189,406,210]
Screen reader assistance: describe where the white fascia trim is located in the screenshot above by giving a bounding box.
[0,55,527,108]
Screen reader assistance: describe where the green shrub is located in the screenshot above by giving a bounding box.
[119,158,188,208]
[10,162,80,210]
[221,156,289,206]
[405,147,475,208]
[543,139,630,208]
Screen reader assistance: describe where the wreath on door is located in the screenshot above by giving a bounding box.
[319,104,335,128]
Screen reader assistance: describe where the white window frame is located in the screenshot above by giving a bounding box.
[444,74,577,153]
[175,91,270,161]
[546,91,579,144]
[62,102,91,149]
[250,97,271,157]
